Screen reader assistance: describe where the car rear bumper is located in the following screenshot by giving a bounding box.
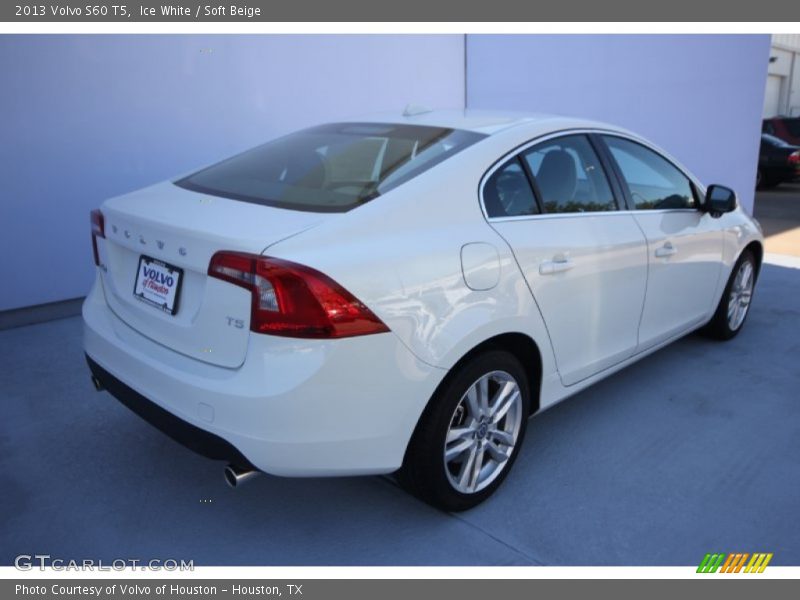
[82,275,444,476]
[86,354,256,468]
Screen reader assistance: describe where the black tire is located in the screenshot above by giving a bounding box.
[398,350,531,511]
[763,179,781,189]
[757,168,781,190]
[703,250,757,341]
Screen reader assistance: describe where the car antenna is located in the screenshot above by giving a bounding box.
[403,104,433,117]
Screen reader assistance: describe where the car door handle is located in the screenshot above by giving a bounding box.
[654,242,677,258]
[539,256,574,275]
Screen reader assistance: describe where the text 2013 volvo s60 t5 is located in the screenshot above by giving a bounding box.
[84,110,763,510]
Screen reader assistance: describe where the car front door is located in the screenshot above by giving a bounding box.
[484,134,649,386]
[600,135,723,350]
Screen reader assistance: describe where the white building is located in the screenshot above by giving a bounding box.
[765,34,800,117]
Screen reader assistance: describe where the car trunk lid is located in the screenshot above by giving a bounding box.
[97,181,327,368]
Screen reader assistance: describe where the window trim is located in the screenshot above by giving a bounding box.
[479,128,706,223]
[484,156,543,218]
[587,133,627,212]
[519,133,622,215]
[596,134,702,213]
[516,154,544,214]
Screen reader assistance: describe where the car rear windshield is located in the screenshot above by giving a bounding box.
[176,123,486,213]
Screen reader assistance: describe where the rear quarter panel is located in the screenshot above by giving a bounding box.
[263,135,559,385]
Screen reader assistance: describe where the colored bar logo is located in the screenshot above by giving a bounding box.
[697,552,773,573]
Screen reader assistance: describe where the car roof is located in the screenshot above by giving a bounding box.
[349,108,627,136]
[347,108,704,192]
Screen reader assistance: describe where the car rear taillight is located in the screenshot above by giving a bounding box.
[208,251,390,339]
[789,151,800,165]
[90,209,105,266]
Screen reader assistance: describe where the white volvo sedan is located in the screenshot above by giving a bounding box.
[84,110,763,510]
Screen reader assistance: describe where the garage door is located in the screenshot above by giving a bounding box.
[763,75,783,118]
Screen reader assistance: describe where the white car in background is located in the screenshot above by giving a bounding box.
[84,109,763,511]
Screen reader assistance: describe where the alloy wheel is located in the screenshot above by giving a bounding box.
[443,370,523,494]
[727,260,754,331]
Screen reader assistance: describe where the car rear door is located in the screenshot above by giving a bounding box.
[485,133,649,386]
[599,135,723,350]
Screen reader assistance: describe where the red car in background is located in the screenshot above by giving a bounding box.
[763,116,800,146]
[758,134,800,189]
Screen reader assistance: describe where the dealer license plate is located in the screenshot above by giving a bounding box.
[133,255,183,315]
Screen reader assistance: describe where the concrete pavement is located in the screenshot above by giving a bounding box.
[755,182,800,257]
[2,261,799,566]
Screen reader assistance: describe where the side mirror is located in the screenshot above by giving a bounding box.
[705,185,737,216]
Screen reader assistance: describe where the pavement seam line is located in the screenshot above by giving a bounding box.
[377,474,545,565]
[446,512,547,566]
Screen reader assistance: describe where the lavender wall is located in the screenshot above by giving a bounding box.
[1,34,770,311]
[0,35,465,310]
[467,34,769,214]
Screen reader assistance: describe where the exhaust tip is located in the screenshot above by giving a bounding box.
[90,375,104,392]
[224,464,259,488]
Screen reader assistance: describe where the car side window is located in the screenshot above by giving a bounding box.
[522,135,617,214]
[483,158,540,218]
[603,136,696,210]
